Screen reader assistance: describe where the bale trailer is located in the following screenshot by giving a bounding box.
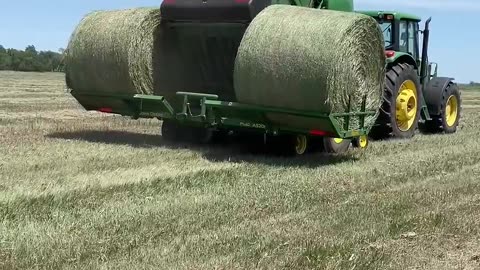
[66,0,461,155]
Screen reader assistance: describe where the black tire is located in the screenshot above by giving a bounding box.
[161,120,182,142]
[187,126,215,144]
[239,132,268,154]
[266,134,309,156]
[323,137,351,154]
[209,129,231,144]
[371,63,423,139]
[420,82,461,134]
[352,135,369,149]
[161,120,212,144]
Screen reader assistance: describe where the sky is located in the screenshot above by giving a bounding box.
[0,0,477,83]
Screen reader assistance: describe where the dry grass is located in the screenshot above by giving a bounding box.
[1,71,480,269]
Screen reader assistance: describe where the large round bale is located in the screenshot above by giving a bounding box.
[64,8,161,102]
[234,5,386,131]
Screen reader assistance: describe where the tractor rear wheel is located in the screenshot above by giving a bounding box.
[420,82,461,134]
[371,63,422,139]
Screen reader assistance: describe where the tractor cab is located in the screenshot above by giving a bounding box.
[357,11,423,67]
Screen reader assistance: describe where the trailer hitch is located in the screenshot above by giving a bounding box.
[176,92,219,122]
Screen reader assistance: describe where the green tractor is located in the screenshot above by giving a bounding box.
[357,10,462,139]
[160,0,461,144]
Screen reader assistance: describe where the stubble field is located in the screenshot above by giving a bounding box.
[1,71,480,269]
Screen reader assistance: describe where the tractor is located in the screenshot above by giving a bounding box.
[357,10,462,139]
[160,0,462,146]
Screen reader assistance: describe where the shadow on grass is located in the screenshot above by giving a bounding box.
[47,130,358,168]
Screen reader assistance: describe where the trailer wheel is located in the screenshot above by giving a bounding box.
[266,134,309,156]
[323,137,351,154]
[188,127,215,144]
[161,120,181,142]
[293,135,308,155]
[352,135,369,149]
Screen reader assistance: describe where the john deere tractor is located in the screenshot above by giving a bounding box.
[357,11,462,139]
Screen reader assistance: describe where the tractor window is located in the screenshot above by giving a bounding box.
[414,22,420,60]
[379,21,393,48]
[408,21,416,58]
[399,21,408,52]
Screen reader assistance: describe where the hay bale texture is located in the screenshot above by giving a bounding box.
[65,8,161,97]
[234,5,386,131]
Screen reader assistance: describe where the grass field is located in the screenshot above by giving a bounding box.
[2,71,480,269]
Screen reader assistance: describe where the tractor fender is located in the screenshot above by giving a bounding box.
[423,77,455,116]
[387,52,418,69]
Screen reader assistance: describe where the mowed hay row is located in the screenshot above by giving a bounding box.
[234,5,386,131]
[2,72,480,269]
[458,90,480,110]
[463,98,480,104]
[0,71,66,93]
[64,8,161,96]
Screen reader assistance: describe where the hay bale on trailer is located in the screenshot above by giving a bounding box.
[64,8,161,112]
[234,5,386,131]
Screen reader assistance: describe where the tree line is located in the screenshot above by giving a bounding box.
[0,45,64,72]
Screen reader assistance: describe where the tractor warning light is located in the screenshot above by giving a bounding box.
[385,50,395,58]
[98,107,113,113]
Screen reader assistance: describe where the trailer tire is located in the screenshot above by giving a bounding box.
[352,135,369,149]
[323,137,351,154]
[161,120,181,142]
[188,127,215,144]
[266,134,309,156]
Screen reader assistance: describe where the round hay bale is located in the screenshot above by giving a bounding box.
[64,8,161,97]
[234,5,386,131]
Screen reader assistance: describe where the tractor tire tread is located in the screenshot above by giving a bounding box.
[420,82,461,134]
[370,63,422,140]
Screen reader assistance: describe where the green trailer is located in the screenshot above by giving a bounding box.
[67,0,461,156]
[73,90,374,155]
[152,0,460,147]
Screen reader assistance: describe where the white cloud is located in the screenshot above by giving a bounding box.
[355,0,480,12]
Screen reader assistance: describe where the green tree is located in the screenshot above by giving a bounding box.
[0,45,11,70]
[25,45,38,55]
[0,45,64,72]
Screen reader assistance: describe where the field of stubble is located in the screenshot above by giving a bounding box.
[1,71,480,269]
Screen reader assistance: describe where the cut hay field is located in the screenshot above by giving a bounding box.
[2,71,480,269]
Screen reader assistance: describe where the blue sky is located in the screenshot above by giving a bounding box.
[0,0,476,82]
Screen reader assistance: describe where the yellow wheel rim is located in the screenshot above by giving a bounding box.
[359,135,368,148]
[445,95,458,127]
[396,80,418,132]
[333,138,344,144]
[295,135,308,155]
